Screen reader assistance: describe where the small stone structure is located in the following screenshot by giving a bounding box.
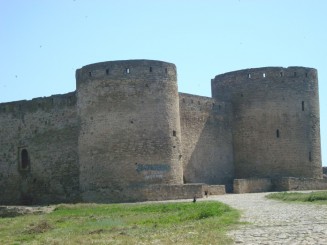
[0,59,324,204]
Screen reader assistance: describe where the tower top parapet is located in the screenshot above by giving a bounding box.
[213,66,317,82]
[75,59,176,88]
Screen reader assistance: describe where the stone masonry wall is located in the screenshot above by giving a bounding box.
[212,67,322,180]
[0,61,323,204]
[204,185,226,195]
[233,178,272,194]
[273,177,327,191]
[0,93,79,204]
[76,60,183,203]
[179,93,234,191]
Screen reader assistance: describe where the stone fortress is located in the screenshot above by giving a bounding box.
[0,59,325,205]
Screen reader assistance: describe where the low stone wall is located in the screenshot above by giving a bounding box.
[273,177,327,191]
[233,178,272,194]
[137,184,205,201]
[81,184,205,203]
[233,177,327,193]
[204,185,226,195]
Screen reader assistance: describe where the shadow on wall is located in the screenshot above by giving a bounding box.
[183,113,235,192]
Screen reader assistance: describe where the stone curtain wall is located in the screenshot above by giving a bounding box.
[76,60,183,202]
[179,93,234,190]
[0,93,79,204]
[212,67,322,180]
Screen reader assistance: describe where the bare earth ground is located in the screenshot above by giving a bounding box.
[0,205,55,217]
[212,192,327,245]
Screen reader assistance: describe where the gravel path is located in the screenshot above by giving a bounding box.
[212,192,327,245]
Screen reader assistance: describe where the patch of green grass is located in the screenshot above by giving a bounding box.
[266,191,327,204]
[0,201,240,244]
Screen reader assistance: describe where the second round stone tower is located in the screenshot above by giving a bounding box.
[76,60,183,202]
[212,67,322,180]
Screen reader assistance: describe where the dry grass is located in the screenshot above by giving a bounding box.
[266,191,327,203]
[25,220,53,234]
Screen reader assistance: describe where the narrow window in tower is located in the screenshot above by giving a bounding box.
[106,69,109,75]
[276,129,280,138]
[165,68,168,73]
[173,130,176,137]
[280,72,283,77]
[305,73,308,77]
[294,72,297,77]
[309,152,312,162]
[302,101,305,111]
[149,67,153,72]
[126,68,130,74]
[21,149,29,169]
[248,74,251,78]
[88,71,92,77]
[263,73,266,78]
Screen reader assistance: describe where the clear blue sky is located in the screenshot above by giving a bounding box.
[1,0,327,165]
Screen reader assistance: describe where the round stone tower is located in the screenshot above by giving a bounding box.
[76,60,183,202]
[212,67,322,179]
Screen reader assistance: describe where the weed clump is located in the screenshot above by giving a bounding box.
[25,220,53,234]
